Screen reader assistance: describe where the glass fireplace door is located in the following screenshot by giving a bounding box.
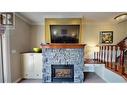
[51,65,74,82]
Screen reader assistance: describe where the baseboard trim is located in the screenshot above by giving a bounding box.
[13,78,23,83]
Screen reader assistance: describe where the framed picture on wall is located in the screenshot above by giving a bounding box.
[0,13,14,25]
[100,31,113,44]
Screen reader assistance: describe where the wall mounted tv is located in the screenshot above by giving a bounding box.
[50,25,80,43]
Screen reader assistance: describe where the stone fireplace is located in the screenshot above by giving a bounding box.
[41,44,85,83]
[51,65,74,82]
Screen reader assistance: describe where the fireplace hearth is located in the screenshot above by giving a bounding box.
[51,65,74,82]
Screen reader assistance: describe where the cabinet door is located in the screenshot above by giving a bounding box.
[22,53,34,79]
[33,54,42,79]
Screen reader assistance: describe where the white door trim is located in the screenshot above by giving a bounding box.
[0,35,4,83]
[2,29,11,83]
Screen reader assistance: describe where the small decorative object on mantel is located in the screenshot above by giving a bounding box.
[100,31,113,44]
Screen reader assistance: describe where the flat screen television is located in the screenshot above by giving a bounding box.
[50,25,80,43]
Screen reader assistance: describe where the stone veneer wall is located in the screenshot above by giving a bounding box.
[42,48,84,83]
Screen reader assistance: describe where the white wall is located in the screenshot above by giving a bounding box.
[2,31,12,83]
[9,16,31,82]
[84,64,126,82]
[84,20,127,59]
[94,64,126,83]
[30,25,45,49]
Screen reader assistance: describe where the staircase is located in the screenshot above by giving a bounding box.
[94,37,127,79]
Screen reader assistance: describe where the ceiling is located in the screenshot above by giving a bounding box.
[17,12,123,25]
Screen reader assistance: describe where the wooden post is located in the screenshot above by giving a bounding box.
[94,52,96,61]
[101,46,103,62]
[115,46,118,71]
[99,46,101,62]
[110,46,113,69]
[104,46,106,64]
[119,48,124,74]
[97,52,99,62]
[107,46,109,67]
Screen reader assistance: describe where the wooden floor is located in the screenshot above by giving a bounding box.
[19,72,106,83]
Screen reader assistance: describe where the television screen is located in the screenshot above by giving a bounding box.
[50,25,80,43]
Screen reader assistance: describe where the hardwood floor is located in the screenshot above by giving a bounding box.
[19,72,106,83]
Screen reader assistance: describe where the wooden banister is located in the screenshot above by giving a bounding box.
[117,37,127,47]
[94,37,127,79]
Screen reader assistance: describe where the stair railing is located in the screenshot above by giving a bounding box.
[94,45,125,75]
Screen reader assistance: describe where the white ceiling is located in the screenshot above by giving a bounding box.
[17,12,123,25]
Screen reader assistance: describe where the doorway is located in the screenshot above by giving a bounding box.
[0,26,12,83]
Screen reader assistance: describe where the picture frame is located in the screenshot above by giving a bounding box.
[100,31,113,44]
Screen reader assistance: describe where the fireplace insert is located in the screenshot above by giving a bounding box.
[51,65,74,82]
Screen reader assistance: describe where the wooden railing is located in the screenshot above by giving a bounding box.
[94,37,127,79]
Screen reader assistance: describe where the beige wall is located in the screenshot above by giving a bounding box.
[29,19,127,59]
[113,21,127,44]
[9,16,31,82]
[28,19,127,60]
[30,25,45,49]
[84,20,127,59]
[84,21,114,58]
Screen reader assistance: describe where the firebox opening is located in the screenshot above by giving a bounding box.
[51,65,74,82]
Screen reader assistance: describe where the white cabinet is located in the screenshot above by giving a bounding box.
[21,53,42,79]
[33,54,42,79]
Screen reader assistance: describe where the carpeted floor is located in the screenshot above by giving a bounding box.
[84,72,106,83]
[19,72,106,83]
